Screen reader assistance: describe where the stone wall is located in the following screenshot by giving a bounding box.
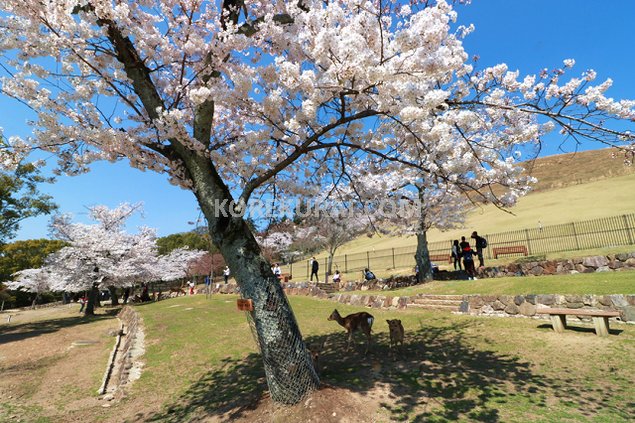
[461,294,635,322]
[108,306,145,398]
[479,252,635,278]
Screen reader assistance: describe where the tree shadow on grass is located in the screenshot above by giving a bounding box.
[140,319,633,422]
[141,355,267,422]
[0,308,119,345]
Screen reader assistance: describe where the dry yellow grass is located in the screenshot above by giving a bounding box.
[297,148,635,264]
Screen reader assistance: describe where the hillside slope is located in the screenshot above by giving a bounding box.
[313,148,635,256]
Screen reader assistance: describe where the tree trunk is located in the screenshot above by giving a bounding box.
[415,186,434,283]
[327,253,334,279]
[84,284,100,316]
[415,230,434,283]
[108,285,119,306]
[192,161,319,404]
[31,293,40,309]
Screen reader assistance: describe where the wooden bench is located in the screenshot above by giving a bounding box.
[429,254,452,264]
[536,308,621,337]
[492,245,528,259]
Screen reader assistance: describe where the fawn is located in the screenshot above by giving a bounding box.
[328,309,374,354]
[386,319,405,351]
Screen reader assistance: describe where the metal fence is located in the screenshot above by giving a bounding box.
[289,213,635,279]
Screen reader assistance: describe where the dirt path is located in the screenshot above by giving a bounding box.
[0,305,121,422]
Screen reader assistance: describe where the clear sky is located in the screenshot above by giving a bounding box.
[3,0,634,241]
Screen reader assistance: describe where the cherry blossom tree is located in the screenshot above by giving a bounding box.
[1,0,633,402]
[5,267,52,308]
[47,203,159,314]
[152,247,207,283]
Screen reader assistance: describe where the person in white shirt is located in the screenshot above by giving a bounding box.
[223,266,230,284]
[272,263,281,277]
[332,270,341,283]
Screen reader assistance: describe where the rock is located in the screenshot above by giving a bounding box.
[574,264,587,273]
[504,304,519,315]
[525,294,537,305]
[529,266,544,276]
[582,295,596,307]
[102,394,115,401]
[596,266,610,272]
[627,295,635,306]
[499,295,514,306]
[619,306,635,322]
[469,297,485,308]
[480,304,495,315]
[519,302,537,316]
[616,253,630,261]
[492,300,506,311]
[459,301,469,313]
[514,295,524,306]
[582,256,609,269]
[609,260,623,269]
[598,296,612,306]
[567,302,584,309]
[609,295,628,308]
[536,294,555,305]
[565,295,583,304]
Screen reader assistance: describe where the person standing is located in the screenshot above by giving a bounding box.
[462,244,477,280]
[471,231,486,268]
[310,257,319,282]
[78,294,87,313]
[272,263,281,278]
[188,280,195,295]
[451,240,462,271]
[223,266,230,284]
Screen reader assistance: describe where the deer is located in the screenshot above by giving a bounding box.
[169,286,186,297]
[328,309,374,354]
[386,319,405,355]
[307,339,326,375]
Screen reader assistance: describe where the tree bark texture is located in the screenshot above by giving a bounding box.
[84,284,100,316]
[189,157,319,403]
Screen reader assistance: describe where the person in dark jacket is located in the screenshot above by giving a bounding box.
[471,231,486,267]
[462,244,477,280]
[310,257,319,282]
[451,240,462,270]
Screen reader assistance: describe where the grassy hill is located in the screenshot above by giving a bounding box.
[304,148,635,263]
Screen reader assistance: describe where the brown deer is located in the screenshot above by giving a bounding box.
[169,286,186,297]
[307,339,326,375]
[328,309,374,354]
[386,319,405,352]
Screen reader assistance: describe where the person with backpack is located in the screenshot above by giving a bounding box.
[363,268,376,282]
[471,231,487,267]
[462,244,478,280]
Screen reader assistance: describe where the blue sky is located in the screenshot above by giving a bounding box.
[3,0,634,241]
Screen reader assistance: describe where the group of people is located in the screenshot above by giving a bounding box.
[451,231,487,280]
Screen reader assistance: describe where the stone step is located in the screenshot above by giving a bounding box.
[316,283,338,293]
[415,294,464,301]
[407,303,460,312]
[412,298,463,306]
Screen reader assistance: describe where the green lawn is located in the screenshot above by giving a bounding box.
[126,292,635,422]
[364,271,635,297]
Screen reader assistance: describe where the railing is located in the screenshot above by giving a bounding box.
[288,213,635,278]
